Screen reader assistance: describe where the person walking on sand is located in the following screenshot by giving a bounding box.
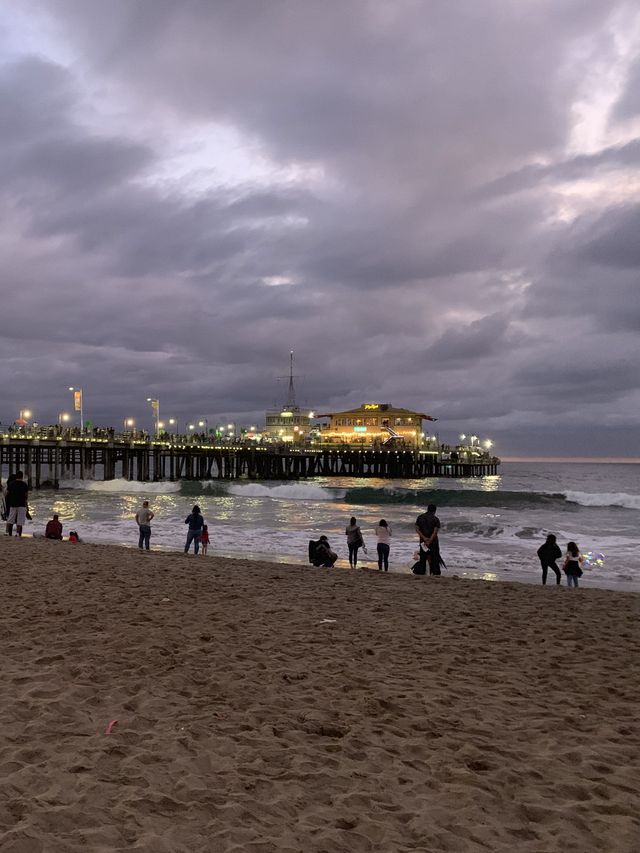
[415,503,442,576]
[184,505,204,555]
[345,516,363,568]
[200,524,210,556]
[135,500,154,551]
[5,471,29,537]
[537,533,562,585]
[563,541,584,588]
[374,519,392,571]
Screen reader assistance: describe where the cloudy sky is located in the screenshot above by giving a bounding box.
[1,0,639,456]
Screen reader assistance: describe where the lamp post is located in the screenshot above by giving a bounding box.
[124,418,135,434]
[168,417,177,435]
[147,398,160,437]
[58,412,71,426]
[227,423,235,441]
[68,387,84,430]
[17,409,32,428]
[197,418,208,434]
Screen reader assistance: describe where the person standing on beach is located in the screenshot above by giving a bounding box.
[563,541,584,588]
[200,524,210,556]
[415,503,441,575]
[135,500,154,551]
[184,505,204,555]
[537,533,562,585]
[374,519,392,571]
[5,471,29,537]
[345,516,363,568]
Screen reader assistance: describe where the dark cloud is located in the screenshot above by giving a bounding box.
[0,1,639,455]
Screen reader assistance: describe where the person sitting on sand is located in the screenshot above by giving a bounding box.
[309,536,337,568]
[537,533,562,585]
[184,505,205,555]
[563,541,584,588]
[68,531,81,543]
[45,514,63,540]
[200,524,210,556]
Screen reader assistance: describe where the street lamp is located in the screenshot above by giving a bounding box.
[470,434,478,446]
[58,412,71,426]
[17,409,32,427]
[124,417,135,432]
[197,418,208,433]
[68,387,84,430]
[483,439,493,450]
[168,417,177,434]
[459,433,466,442]
[147,398,160,437]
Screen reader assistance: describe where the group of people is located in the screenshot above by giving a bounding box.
[309,504,445,575]
[1,475,588,588]
[537,534,584,587]
[134,501,210,555]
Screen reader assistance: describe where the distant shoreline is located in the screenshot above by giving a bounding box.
[501,456,640,464]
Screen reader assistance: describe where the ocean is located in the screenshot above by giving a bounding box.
[19,461,640,592]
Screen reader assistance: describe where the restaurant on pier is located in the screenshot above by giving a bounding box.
[316,403,437,449]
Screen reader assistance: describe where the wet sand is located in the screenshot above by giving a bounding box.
[1,537,639,852]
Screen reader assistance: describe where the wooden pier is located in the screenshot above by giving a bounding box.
[0,436,499,488]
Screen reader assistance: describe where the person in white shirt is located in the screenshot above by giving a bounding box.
[135,500,154,551]
[374,519,392,571]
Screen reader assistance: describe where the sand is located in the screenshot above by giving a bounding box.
[1,538,639,853]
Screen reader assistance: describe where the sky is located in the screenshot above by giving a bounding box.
[1,0,639,456]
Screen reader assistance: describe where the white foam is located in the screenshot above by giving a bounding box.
[565,490,640,511]
[223,483,342,501]
[57,478,181,495]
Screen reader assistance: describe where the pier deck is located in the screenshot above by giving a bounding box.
[0,436,499,487]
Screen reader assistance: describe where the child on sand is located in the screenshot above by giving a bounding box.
[200,524,210,556]
[563,541,584,588]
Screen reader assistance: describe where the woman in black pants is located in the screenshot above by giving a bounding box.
[374,519,392,571]
[537,533,562,585]
[345,516,363,568]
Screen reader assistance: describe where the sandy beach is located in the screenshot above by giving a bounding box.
[1,538,639,852]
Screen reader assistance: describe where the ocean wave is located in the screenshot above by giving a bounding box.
[196,482,343,501]
[57,478,181,494]
[564,490,640,511]
[343,487,568,509]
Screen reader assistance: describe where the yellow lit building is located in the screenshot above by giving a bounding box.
[317,403,437,448]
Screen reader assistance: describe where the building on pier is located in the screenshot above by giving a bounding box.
[316,403,437,449]
[263,351,315,444]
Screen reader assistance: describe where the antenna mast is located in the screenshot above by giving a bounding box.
[287,350,296,408]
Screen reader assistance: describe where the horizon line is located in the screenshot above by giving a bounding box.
[502,456,640,464]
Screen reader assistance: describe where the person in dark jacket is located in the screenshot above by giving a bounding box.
[537,533,562,585]
[45,514,63,540]
[184,505,205,554]
[309,536,337,567]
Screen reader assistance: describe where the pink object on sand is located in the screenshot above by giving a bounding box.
[105,719,119,735]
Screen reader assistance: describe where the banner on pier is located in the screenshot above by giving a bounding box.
[73,390,83,412]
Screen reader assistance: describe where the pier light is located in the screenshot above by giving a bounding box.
[460,433,466,441]
[58,412,70,425]
[250,425,256,431]
[124,418,135,429]
[19,409,32,421]
[309,411,315,418]
[483,439,493,449]
[470,435,478,446]
[188,424,195,431]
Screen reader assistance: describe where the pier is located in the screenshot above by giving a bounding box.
[0,432,499,487]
